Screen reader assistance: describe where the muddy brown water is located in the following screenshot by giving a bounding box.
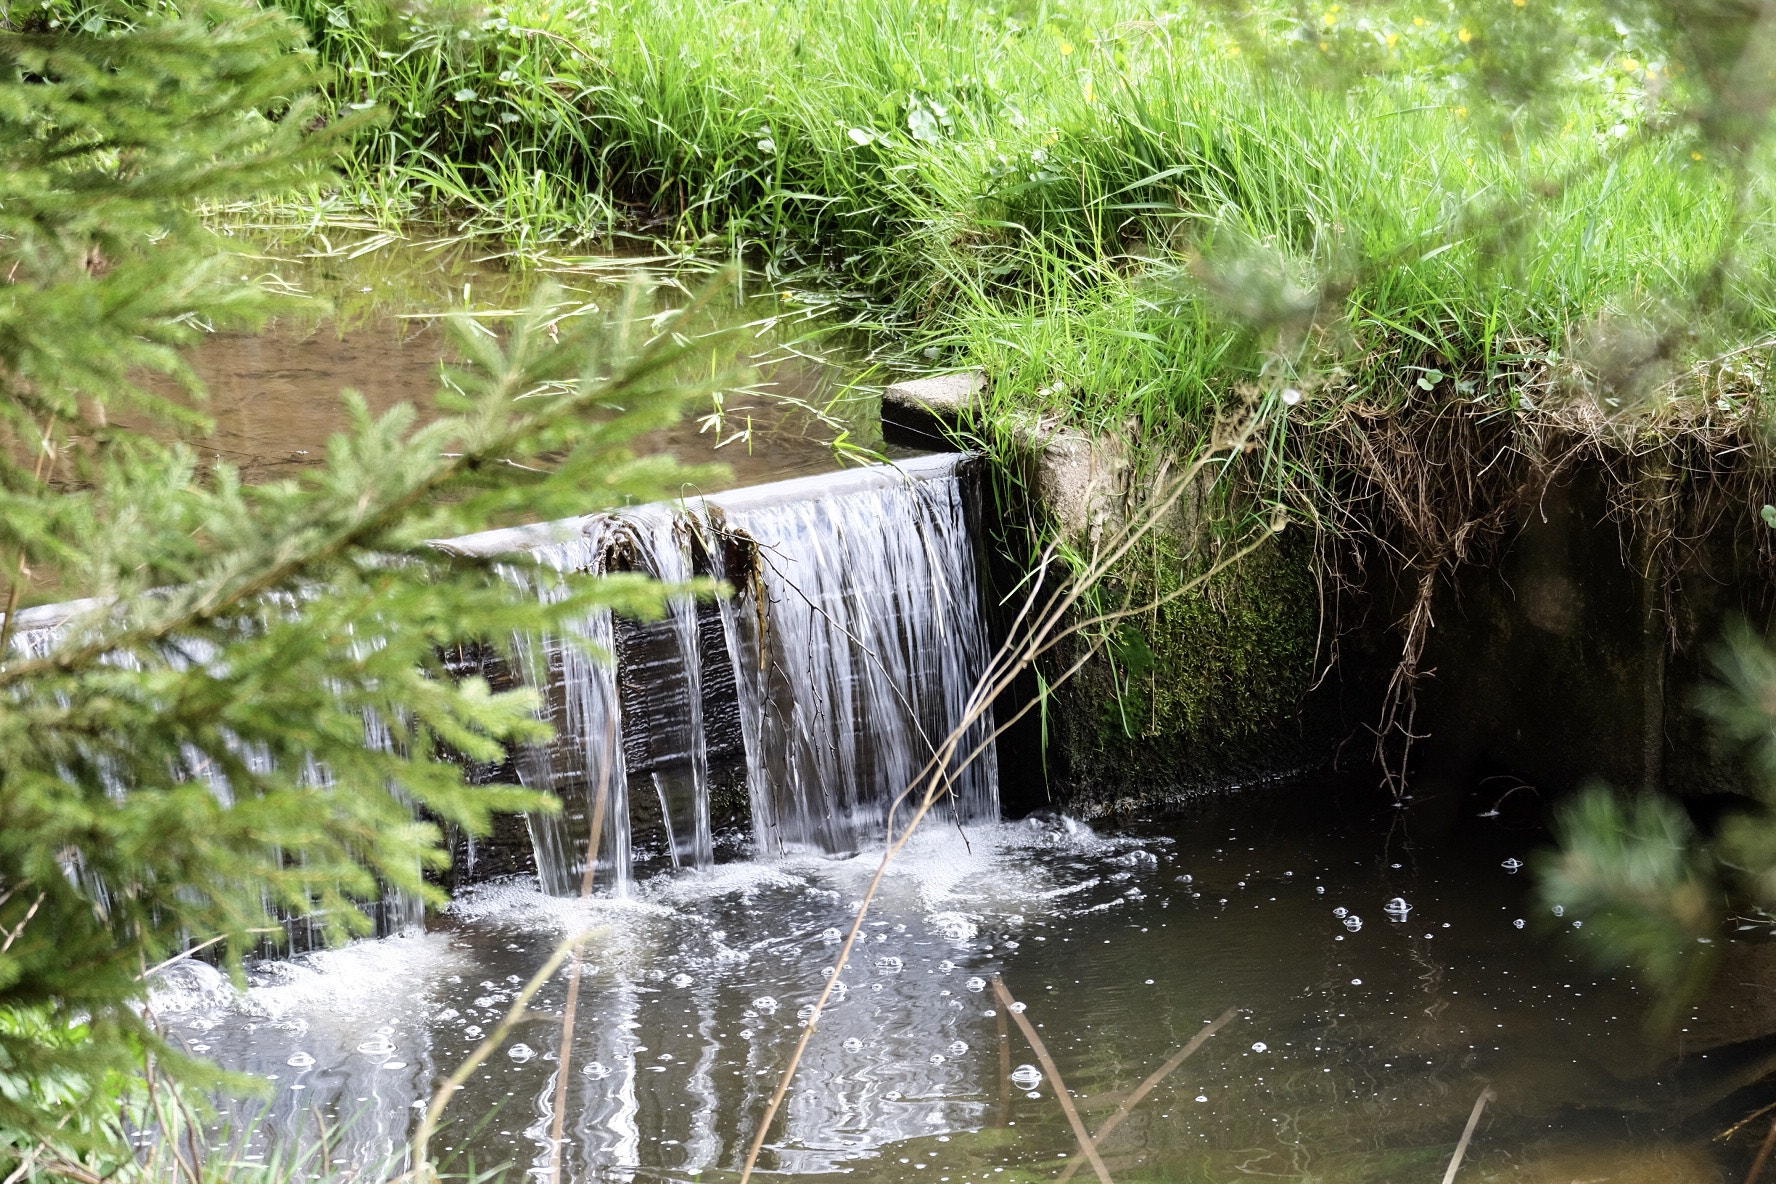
[129,237,885,490]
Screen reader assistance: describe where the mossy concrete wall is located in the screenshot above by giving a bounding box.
[1035,533,1342,815]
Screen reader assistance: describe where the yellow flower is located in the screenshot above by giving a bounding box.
[1454,105,1468,119]
[1691,150,1704,160]
[1458,26,1472,42]
[1060,40,1074,55]
[1386,31,1399,46]
[1622,55,1639,70]
[1227,43,1242,56]
[1412,16,1427,27]
[1319,39,1330,50]
[1323,10,1337,24]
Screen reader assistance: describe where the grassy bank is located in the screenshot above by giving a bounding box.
[265,0,1771,417]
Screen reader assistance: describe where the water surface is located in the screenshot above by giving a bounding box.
[154,775,1775,1183]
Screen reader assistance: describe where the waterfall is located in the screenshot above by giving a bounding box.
[707,456,999,857]
[486,453,1000,890]
[9,453,1003,916]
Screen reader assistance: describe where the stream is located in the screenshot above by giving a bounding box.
[151,776,1775,1183]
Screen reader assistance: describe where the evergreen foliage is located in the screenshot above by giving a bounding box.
[0,1,713,1166]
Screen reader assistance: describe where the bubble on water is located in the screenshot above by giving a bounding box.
[1025,1090,1042,1099]
[1009,1064,1043,1089]
[1350,978,1362,985]
[583,1061,610,1079]
[1573,919,1584,928]
[876,956,905,974]
[928,912,979,942]
[752,996,779,1012]
[669,973,694,989]
[286,1052,315,1068]
[1383,897,1412,921]
[820,966,836,979]
[382,1061,407,1070]
[1332,907,1348,918]
[505,975,521,985]
[473,996,496,1009]
[435,1008,460,1022]
[965,977,987,992]
[356,1038,395,1058]
[885,1090,903,1101]
[739,1029,754,1040]
[1009,1001,1027,1013]
[929,1053,946,1064]
[1501,858,1524,873]
[1551,904,1565,917]
[1316,886,1326,894]
[949,1040,968,1056]
[1002,939,1021,949]
[1342,915,1363,933]
[463,1025,483,1039]
[1513,918,1526,929]
[796,1005,817,1023]
[842,1038,863,1053]
[1251,1042,1268,1053]
[820,927,842,943]
[1195,1095,1209,1103]
[938,960,957,972]
[1118,850,1158,867]
[1176,874,1194,885]
[507,1043,535,1063]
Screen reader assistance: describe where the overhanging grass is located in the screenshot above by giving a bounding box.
[260,0,1773,428]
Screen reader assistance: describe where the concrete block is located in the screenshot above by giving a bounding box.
[881,371,987,448]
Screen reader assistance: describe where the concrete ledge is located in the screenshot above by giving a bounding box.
[881,372,987,448]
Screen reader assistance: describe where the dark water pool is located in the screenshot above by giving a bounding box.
[152,774,1776,1183]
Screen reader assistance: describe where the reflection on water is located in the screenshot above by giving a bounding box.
[154,776,1776,1182]
[132,237,881,488]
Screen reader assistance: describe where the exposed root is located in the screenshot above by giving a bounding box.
[1292,338,1776,794]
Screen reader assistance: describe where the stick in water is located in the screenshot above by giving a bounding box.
[1055,1006,1240,1184]
[1440,1087,1495,1184]
[991,975,1115,1184]
[547,714,617,1184]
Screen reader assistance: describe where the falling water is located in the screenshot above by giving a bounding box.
[501,524,633,898]
[488,453,1000,888]
[705,455,999,857]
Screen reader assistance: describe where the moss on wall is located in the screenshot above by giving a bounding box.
[1039,529,1327,813]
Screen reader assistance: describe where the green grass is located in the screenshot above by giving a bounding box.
[254,0,1774,443]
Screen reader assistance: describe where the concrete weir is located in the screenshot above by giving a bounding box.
[12,454,1006,905]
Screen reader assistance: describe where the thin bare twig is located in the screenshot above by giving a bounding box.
[1440,1087,1494,1184]
[547,713,617,1184]
[407,938,578,1181]
[991,975,1114,1184]
[1055,1006,1239,1184]
[1748,1114,1776,1184]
